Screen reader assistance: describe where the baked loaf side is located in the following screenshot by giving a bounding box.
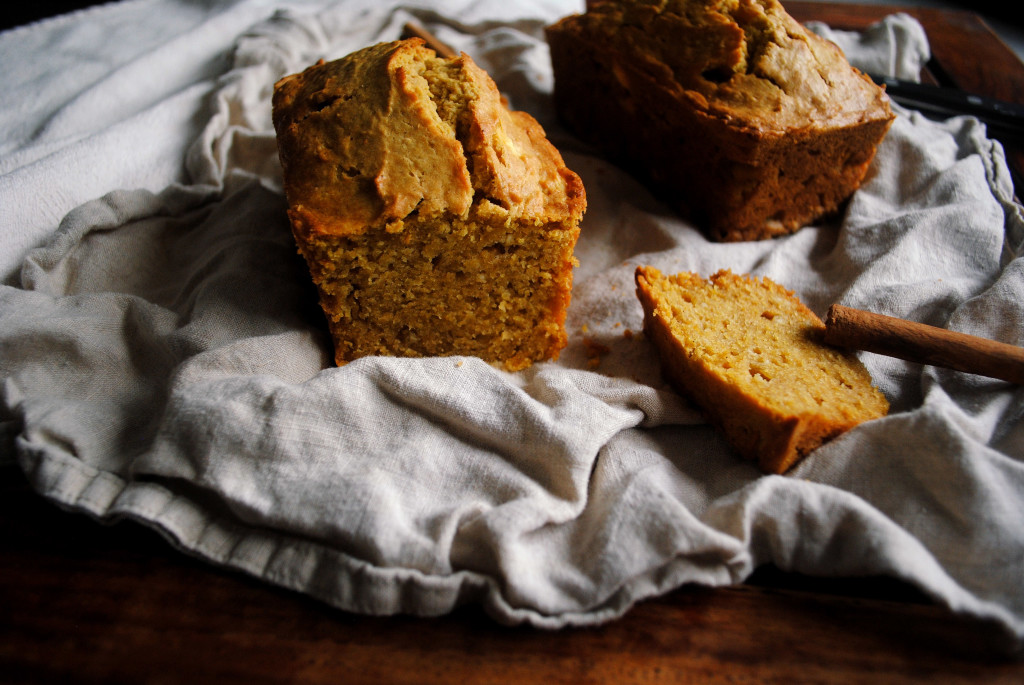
[635,266,889,473]
[547,0,894,242]
[272,39,586,370]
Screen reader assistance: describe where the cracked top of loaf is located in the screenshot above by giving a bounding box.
[559,0,891,132]
[272,39,585,239]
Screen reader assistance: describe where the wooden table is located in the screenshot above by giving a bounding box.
[4,3,1024,682]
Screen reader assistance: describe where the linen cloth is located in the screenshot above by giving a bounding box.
[3,0,1024,642]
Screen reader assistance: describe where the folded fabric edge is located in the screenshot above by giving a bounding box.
[12,431,1024,647]
[12,433,743,629]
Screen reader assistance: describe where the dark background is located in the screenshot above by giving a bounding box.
[2,0,1024,35]
[2,1,116,32]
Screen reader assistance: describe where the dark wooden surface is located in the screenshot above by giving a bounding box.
[4,3,1024,683]
[2,466,1021,684]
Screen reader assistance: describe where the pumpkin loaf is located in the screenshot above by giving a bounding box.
[272,39,586,370]
[546,0,894,241]
[635,266,889,473]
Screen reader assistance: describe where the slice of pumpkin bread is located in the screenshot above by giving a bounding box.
[635,266,888,473]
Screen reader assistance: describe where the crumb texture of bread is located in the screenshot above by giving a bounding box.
[272,39,586,370]
[635,265,889,473]
[546,0,894,242]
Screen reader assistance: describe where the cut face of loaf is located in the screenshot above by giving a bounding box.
[546,0,894,241]
[635,266,889,473]
[272,39,585,370]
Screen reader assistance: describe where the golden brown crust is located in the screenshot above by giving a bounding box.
[272,39,586,370]
[547,0,894,242]
[635,265,889,473]
[273,39,585,239]
[273,41,472,238]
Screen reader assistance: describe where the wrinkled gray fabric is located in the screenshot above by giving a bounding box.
[2,1,1023,641]
[807,12,931,82]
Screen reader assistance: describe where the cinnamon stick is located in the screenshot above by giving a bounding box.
[402,21,457,59]
[824,304,1024,384]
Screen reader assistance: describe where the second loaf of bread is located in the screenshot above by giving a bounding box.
[547,0,894,242]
